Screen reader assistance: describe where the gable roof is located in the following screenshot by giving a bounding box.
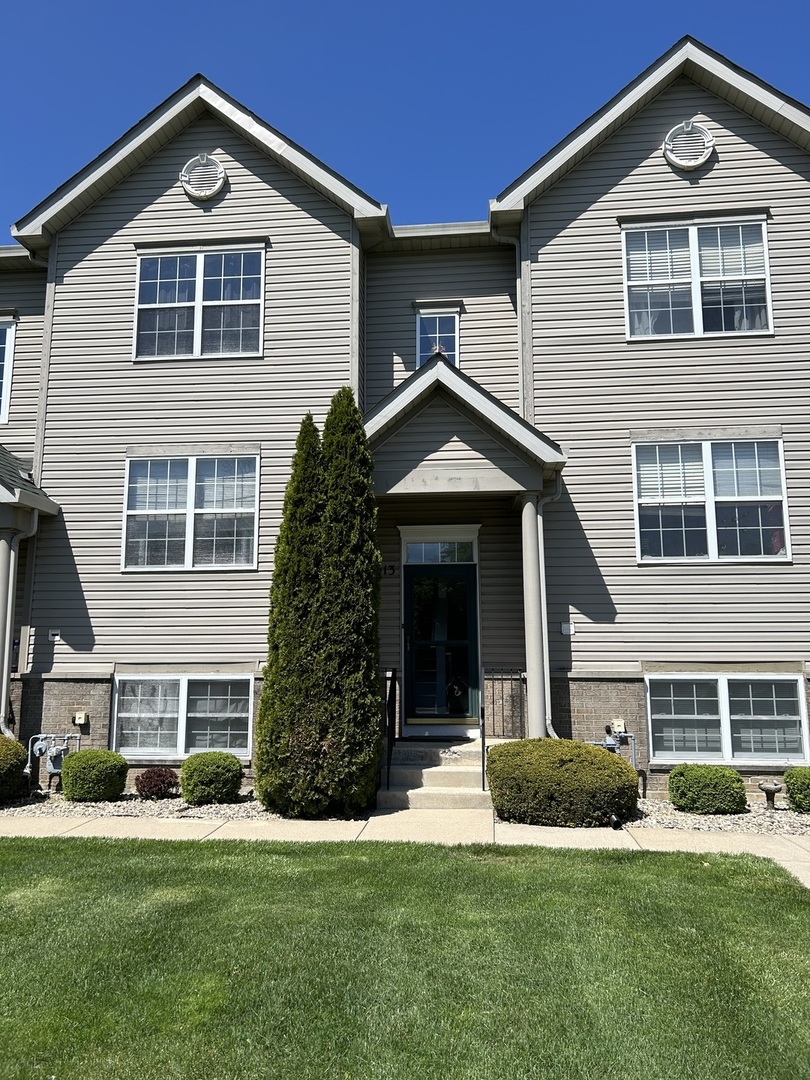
[490,36,810,226]
[364,355,565,474]
[12,75,390,253]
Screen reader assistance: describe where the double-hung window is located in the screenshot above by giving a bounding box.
[124,455,258,569]
[135,248,263,358]
[634,440,788,561]
[648,676,807,763]
[115,675,252,757]
[624,221,770,338]
[416,306,459,366]
[0,318,16,423]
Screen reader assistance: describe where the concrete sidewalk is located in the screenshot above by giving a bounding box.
[1,808,809,886]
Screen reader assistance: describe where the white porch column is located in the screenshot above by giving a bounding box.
[521,493,547,738]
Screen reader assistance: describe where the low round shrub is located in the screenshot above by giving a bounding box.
[0,736,27,801]
[61,749,128,802]
[784,767,810,813]
[668,764,747,815]
[180,752,243,805]
[135,766,179,800]
[486,738,638,827]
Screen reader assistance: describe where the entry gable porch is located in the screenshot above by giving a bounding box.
[364,355,565,495]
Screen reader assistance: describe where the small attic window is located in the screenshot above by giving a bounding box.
[662,122,715,171]
[180,154,227,200]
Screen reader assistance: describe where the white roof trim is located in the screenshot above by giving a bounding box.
[491,38,810,214]
[364,358,565,467]
[13,77,386,246]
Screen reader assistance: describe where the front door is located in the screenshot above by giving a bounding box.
[403,563,479,724]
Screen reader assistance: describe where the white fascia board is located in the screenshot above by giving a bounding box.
[364,361,565,466]
[491,40,810,214]
[0,486,58,513]
[392,221,490,239]
[196,85,385,220]
[13,80,386,245]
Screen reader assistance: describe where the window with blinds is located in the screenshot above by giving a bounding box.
[115,676,252,757]
[648,676,806,763]
[634,440,788,560]
[624,221,770,338]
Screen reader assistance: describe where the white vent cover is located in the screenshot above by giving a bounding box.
[662,121,715,171]
[180,154,226,200]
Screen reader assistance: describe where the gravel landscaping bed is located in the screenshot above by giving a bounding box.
[625,798,810,835]
[2,791,809,834]
[0,791,278,821]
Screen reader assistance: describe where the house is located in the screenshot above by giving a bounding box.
[1,37,808,798]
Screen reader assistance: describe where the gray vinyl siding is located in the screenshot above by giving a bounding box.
[365,248,519,411]
[376,495,525,673]
[528,77,810,672]
[0,270,45,458]
[29,115,355,672]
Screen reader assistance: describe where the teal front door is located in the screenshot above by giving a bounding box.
[403,563,479,723]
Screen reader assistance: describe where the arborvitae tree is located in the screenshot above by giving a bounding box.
[316,386,382,815]
[254,413,327,815]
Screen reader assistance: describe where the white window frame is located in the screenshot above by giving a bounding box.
[133,245,265,360]
[622,217,773,340]
[632,439,790,563]
[113,673,253,760]
[0,318,16,424]
[647,673,809,766]
[415,306,460,367]
[398,524,480,565]
[122,454,260,571]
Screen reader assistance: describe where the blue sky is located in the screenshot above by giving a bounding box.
[3,0,810,238]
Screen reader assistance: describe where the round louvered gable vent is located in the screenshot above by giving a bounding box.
[663,121,715,170]
[180,154,227,200]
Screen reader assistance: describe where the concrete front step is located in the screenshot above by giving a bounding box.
[388,739,490,767]
[386,764,484,789]
[377,785,493,810]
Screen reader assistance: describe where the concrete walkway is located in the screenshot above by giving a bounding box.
[2,807,810,886]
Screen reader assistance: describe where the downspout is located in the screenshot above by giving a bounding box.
[0,511,38,738]
[490,227,524,419]
[537,473,562,738]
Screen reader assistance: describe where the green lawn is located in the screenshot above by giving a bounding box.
[1,839,808,1080]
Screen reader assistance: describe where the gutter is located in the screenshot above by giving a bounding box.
[490,227,523,418]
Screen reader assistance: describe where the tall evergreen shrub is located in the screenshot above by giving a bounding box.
[254,391,382,817]
[317,387,382,814]
[254,413,326,815]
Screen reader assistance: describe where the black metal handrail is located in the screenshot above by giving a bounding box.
[383,668,397,790]
[482,668,527,740]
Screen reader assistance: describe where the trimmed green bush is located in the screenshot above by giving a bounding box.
[784,767,810,813]
[0,736,27,801]
[668,764,747,815]
[135,766,179,800]
[61,749,128,802]
[486,739,639,827]
[180,752,242,805]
